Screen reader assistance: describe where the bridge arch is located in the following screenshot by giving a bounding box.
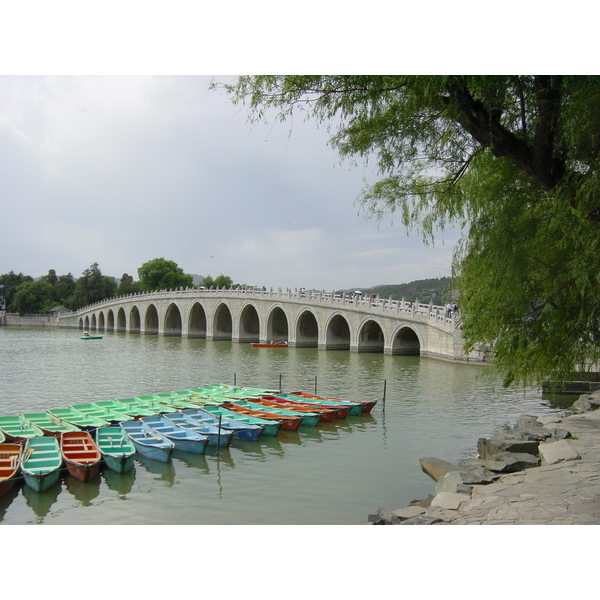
[98,311,105,331]
[117,307,127,332]
[267,305,289,343]
[145,304,159,335]
[357,318,385,353]
[325,312,351,350]
[107,309,115,331]
[130,306,141,333]
[239,302,260,343]
[90,314,97,331]
[391,324,422,355]
[213,302,233,341]
[188,302,207,338]
[164,302,183,336]
[295,308,319,347]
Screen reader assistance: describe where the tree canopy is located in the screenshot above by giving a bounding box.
[220,75,600,385]
[137,258,193,292]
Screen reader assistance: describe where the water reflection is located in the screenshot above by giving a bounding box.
[0,482,20,520]
[22,478,62,522]
[101,466,136,496]
[135,455,176,486]
[63,473,101,506]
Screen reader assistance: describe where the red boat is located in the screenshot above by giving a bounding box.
[0,443,22,498]
[255,396,339,422]
[220,402,302,431]
[289,391,377,414]
[60,431,101,482]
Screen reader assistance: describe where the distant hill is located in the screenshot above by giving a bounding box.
[338,277,454,303]
[191,274,205,285]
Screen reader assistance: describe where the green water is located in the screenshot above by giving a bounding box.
[0,327,565,525]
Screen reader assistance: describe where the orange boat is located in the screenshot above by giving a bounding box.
[251,396,339,422]
[220,402,302,431]
[0,443,22,498]
[60,431,101,482]
[289,391,378,414]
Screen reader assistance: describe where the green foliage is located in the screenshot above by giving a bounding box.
[12,280,55,313]
[116,273,141,296]
[347,277,453,303]
[201,274,233,289]
[0,271,34,310]
[137,258,193,292]
[71,263,117,309]
[220,75,600,385]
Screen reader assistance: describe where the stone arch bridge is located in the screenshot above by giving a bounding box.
[58,288,486,362]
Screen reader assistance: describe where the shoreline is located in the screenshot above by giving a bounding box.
[367,392,600,525]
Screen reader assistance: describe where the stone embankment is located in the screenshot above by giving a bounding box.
[366,392,600,525]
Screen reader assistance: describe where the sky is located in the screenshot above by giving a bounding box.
[0,74,460,291]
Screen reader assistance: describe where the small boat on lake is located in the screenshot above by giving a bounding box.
[20,436,63,492]
[81,332,103,340]
[180,407,264,441]
[97,399,158,418]
[71,403,133,424]
[96,427,136,473]
[140,416,209,454]
[247,395,338,422]
[199,403,281,436]
[289,391,377,414]
[60,431,102,482]
[224,399,321,427]
[220,401,303,431]
[0,415,44,444]
[163,412,234,448]
[21,412,81,438]
[0,443,22,498]
[264,393,350,419]
[120,420,174,463]
[47,407,110,432]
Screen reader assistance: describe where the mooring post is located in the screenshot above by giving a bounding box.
[383,380,387,408]
[279,374,282,392]
[234,373,236,386]
[314,376,317,395]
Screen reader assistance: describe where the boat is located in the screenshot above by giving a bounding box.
[224,399,321,427]
[178,407,264,441]
[120,420,174,463]
[60,431,102,482]
[96,427,136,473]
[71,403,133,424]
[141,394,205,411]
[289,391,377,414]
[47,407,110,432]
[264,393,351,419]
[199,403,281,436]
[139,416,209,454]
[251,343,288,348]
[20,436,63,492]
[246,395,338,422]
[0,415,45,444]
[21,412,81,438]
[81,332,103,340]
[0,443,22,498]
[95,399,158,418]
[219,400,303,431]
[163,412,234,448]
[0,431,3,443]
[124,397,178,414]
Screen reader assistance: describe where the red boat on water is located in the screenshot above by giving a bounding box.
[289,391,378,414]
[220,402,302,431]
[0,443,22,498]
[60,431,101,482]
[254,396,340,422]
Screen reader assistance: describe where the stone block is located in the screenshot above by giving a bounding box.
[435,471,473,495]
[483,451,540,473]
[419,457,463,482]
[430,492,469,510]
[477,437,540,459]
[392,505,426,520]
[539,440,580,465]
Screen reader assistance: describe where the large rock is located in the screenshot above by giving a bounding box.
[419,457,464,482]
[539,440,580,465]
[435,471,473,495]
[573,394,600,412]
[477,437,540,459]
[482,451,540,473]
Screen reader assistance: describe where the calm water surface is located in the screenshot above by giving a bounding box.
[0,327,569,525]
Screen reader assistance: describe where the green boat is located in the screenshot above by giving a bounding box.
[198,402,282,436]
[0,415,44,443]
[96,427,136,473]
[21,412,81,437]
[21,436,63,492]
[224,399,321,427]
[46,408,109,432]
[147,394,206,410]
[71,403,133,424]
[131,396,179,413]
[94,399,157,418]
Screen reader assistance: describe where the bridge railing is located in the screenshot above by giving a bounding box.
[62,286,461,330]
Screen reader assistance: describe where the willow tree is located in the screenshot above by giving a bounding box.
[218,75,600,385]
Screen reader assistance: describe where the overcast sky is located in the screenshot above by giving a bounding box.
[0,4,585,292]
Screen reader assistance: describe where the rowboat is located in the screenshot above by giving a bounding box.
[199,403,281,436]
[163,412,234,448]
[127,396,178,414]
[288,392,362,416]
[179,407,264,441]
[143,394,205,411]
[289,391,378,414]
[120,420,175,463]
[247,395,338,422]
[139,416,209,454]
[21,412,81,437]
[60,431,102,482]
[96,427,136,473]
[0,415,44,443]
[71,403,133,424]
[220,401,303,431]
[94,398,156,419]
[0,431,4,443]
[0,443,22,497]
[264,393,351,419]
[81,333,103,340]
[47,407,109,432]
[225,399,321,427]
[20,436,63,492]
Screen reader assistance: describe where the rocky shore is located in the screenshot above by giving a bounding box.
[366,392,600,525]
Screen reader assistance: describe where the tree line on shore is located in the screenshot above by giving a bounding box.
[0,258,233,314]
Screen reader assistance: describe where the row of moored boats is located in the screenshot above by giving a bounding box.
[0,383,377,496]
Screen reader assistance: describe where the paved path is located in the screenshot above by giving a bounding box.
[431,410,600,524]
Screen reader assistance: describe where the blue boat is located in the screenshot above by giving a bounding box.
[120,420,174,463]
[139,416,208,454]
[176,408,264,442]
[164,411,234,448]
[199,403,281,436]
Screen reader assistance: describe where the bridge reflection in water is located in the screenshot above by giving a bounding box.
[59,287,487,363]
